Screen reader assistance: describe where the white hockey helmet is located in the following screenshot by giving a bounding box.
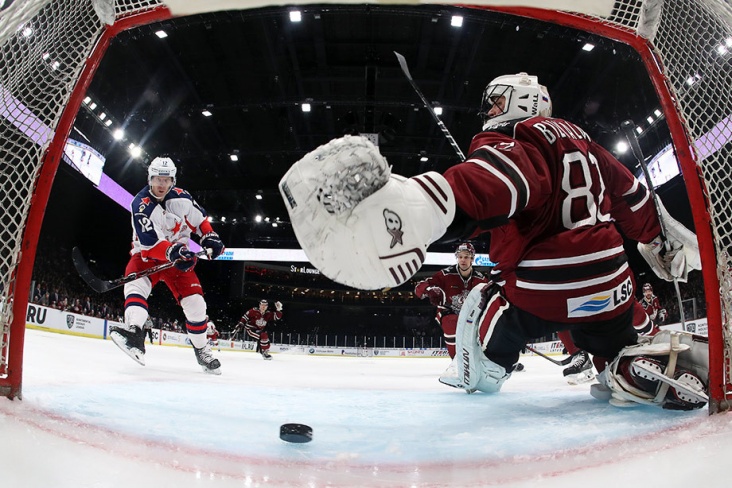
[478,72,552,130]
[148,157,177,186]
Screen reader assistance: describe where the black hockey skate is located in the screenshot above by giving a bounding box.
[563,350,595,385]
[261,350,272,360]
[110,325,146,366]
[193,343,221,375]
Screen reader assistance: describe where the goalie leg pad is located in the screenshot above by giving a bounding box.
[600,331,708,409]
[280,135,455,290]
[444,283,511,394]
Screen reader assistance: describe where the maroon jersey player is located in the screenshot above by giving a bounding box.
[235,299,283,360]
[414,242,488,358]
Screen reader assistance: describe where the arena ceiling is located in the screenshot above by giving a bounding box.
[66,3,671,252]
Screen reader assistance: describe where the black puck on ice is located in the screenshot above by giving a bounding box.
[280,423,313,443]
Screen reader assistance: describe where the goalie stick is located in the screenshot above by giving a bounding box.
[525,345,574,366]
[72,246,209,293]
[620,120,686,326]
[394,51,465,160]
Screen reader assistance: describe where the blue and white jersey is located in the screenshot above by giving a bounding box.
[129,186,213,262]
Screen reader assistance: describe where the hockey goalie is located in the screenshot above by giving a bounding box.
[279,72,705,410]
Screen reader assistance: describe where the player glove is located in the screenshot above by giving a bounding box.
[167,243,197,272]
[201,232,225,259]
[275,301,283,311]
[424,286,446,307]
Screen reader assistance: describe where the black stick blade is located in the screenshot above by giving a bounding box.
[72,247,115,293]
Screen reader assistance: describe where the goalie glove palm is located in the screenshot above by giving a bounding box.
[280,135,455,290]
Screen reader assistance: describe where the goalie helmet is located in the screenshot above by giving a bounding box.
[455,242,476,257]
[478,72,552,131]
[148,157,177,186]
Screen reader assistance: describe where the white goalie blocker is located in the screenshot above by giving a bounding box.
[637,201,701,282]
[279,135,455,290]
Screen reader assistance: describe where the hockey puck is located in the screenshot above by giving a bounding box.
[280,423,313,443]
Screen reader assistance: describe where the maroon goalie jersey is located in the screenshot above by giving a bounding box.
[414,266,489,315]
[443,117,661,324]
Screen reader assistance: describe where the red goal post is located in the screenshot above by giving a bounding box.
[0,0,730,412]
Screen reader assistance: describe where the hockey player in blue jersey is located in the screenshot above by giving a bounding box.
[109,157,225,374]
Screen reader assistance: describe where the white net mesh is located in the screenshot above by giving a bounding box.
[0,0,730,407]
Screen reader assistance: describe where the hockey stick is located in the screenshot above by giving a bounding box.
[620,120,686,326]
[525,345,574,366]
[394,51,465,161]
[72,246,209,293]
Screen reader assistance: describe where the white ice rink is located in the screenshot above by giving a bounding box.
[2,329,732,487]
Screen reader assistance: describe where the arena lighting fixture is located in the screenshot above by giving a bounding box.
[255,194,262,200]
[89,102,97,110]
[434,106,443,116]
[451,15,463,27]
[635,126,643,134]
[582,42,595,51]
[230,154,238,161]
[301,103,311,112]
[113,128,124,140]
[255,215,262,223]
[420,155,429,162]
[202,109,212,117]
[155,30,167,38]
[289,10,301,22]
[654,109,662,117]
[98,112,106,120]
[104,120,112,127]
[129,145,142,158]
[615,141,629,153]
[647,116,654,124]
[83,96,91,104]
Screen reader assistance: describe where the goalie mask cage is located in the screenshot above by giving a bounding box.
[0,0,730,412]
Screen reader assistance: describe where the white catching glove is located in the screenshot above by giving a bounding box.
[275,301,283,311]
[279,135,455,290]
[637,201,701,282]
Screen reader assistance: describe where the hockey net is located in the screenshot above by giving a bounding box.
[0,0,731,412]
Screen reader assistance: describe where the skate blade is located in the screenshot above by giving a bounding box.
[202,366,222,375]
[110,331,145,366]
[566,370,596,385]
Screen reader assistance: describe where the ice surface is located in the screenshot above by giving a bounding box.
[1,329,731,487]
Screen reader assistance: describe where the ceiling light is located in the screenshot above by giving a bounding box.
[83,96,91,104]
[99,112,106,120]
[255,193,263,200]
[113,129,124,140]
[255,215,262,223]
[202,110,212,117]
[155,30,168,39]
[434,106,443,116]
[654,109,662,117]
[616,141,628,153]
[264,217,270,222]
[104,120,112,127]
[129,145,142,158]
[451,15,463,27]
[289,10,302,22]
[221,216,226,222]
[646,116,654,124]
[420,156,429,162]
[582,43,595,51]
[272,223,278,228]
[635,126,643,134]
[301,103,311,112]
[89,102,97,110]
[230,154,238,161]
